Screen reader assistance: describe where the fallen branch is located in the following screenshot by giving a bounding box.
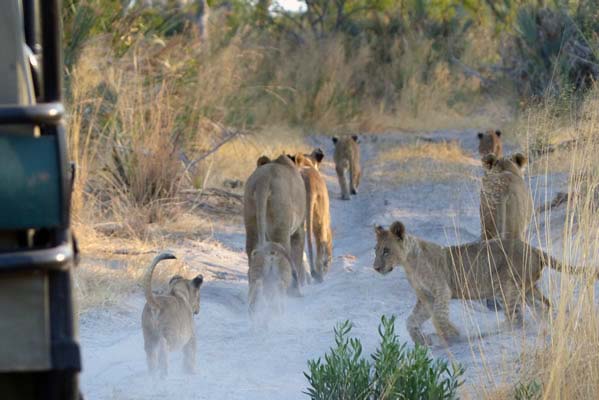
[182,187,243,202]
[182,125,245,175]
[110,249,158,256]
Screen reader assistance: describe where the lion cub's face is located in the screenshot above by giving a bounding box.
[373,221,408,275]
[482,152,527,177]
[168,274,204,314]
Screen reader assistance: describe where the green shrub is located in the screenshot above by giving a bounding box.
[304,316,464,400]
[513,379,542,400]
[304,321,371,400]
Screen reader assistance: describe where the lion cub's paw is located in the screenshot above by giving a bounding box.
[411,330,433,347]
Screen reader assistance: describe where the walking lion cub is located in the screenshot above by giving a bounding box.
[373,221,596,346]
[141,252,203,377]
[332,135,361,200]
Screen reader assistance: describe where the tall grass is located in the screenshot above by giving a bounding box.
[477,88,599,399]
[524,94,599,399]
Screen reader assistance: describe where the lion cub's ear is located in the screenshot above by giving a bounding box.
[481,153,497,170]
[511,153,527,169]
[375,225,385,236]
[192,275,203,288]
[351,135,359,143]
[287,153,297,164]
[257,155,271,167]
[312,148,325,163]
[495,130,502,137]
[332,136,339,144]
[389,221,406,241]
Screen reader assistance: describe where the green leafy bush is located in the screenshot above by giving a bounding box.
[513,379,542,400]
[304,316,464,400]
[304,321,371,400]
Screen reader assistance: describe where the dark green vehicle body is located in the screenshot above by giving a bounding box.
[0,1,81,398]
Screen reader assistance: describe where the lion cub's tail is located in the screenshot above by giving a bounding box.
[143,252,177,309]
[536,248,599,279]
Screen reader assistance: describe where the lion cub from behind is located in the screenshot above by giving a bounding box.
[480,152,533,241]
[249,242,293,316]
[289,151,333,282]
[332,135,361,200]
[142,252,203,377]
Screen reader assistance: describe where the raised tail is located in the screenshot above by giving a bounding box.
[143,252,177,309]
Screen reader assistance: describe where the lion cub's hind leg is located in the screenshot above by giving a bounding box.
[290,229,307,289]
[144,336,159,374]
[349,164,361,195]
[336,164,350,200]
[526,285,552,315]
[158,337,169,378]
[183,336,197,374]
[502,284,524,326]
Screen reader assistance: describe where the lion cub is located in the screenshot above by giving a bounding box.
[249,242,293,316]
[480,152,535,310]
[373,221,593,346]
[289,152,333,283]
[477,130,503,158]
[141,252,203,377]
[332,135,361,200]
[480,152,533,241]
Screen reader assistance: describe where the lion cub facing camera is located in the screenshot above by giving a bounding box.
[141,252,203,377]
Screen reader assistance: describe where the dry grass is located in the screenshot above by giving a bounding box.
[75,252,189,313]
[193,126,310,189]
[378,140,474,164]
[371,139,477,185]
[506,93,599,175]
[73,223,169,312]
[477,88,599,399]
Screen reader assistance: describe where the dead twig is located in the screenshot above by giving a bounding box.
[181,124,246,175]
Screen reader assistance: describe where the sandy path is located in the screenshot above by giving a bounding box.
[79,130,572,399]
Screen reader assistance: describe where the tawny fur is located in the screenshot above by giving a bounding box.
[477,130,503,158]
[332,136,361,200]
[248,242,293,315]
[244,154,307,300]
[480,153,533,241]
[293,152,333,283]
[480,153,536,310]
[373,221,597,346]
[141,253,203,377]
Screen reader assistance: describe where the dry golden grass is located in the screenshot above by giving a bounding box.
[378,140,474,164]
[193,126,310,189]
[74,252,190,313]
[371,139,477,185]
[477,89,599,399]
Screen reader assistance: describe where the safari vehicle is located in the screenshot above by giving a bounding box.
[0,0,81,399]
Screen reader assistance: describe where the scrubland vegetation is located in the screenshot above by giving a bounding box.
[66,0,599,398]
